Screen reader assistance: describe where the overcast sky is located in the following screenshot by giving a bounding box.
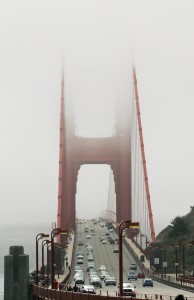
[0,0,194,236]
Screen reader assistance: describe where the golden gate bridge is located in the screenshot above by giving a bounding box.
[57,67,155,247]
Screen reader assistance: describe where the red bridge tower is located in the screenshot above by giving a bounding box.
[57,72,133,232]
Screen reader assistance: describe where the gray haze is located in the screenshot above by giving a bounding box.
[0,1,194,236]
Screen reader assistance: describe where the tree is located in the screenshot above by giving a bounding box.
[168,216,188,238]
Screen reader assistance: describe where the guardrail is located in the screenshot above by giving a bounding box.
[33,286,194,300]
[33,285,165,300]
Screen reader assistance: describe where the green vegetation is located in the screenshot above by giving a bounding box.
[151,206,194,274]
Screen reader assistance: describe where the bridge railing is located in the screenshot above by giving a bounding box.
[33,285,162,300]
[33,285,194,300]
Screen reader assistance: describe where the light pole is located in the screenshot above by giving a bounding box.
[51,228,68,289]
[42,240,50,281]
[36,233,49,284]
[182,243,185,278]
[47,243,51,279]
[175,245,178,278]
[170,243,179,278]
[141,234,149,258]
[118,220,139,296]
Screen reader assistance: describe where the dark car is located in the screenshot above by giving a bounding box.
[122,282,136,297]
[109,239,115,244]
[113,248,119,253]
[143,278,153,287]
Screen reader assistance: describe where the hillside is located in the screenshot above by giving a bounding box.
[149,206,194,274]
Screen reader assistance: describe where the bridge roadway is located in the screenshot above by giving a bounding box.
[58,219,194,299]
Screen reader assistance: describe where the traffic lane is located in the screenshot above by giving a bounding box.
[75,220,194,299]
[135,278,194,299]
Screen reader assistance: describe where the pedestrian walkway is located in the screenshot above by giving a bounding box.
[58,233,74,283]
[125,237,151,270]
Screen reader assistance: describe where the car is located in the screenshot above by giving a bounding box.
[101,239,107,244]
[89,274,98,282]
[88,254,94,261]
[104,276,117,286]
[108,237,115,244]
[77,250,83,256]
[89,269,97,275]
[77,241,83,246]
[75,275,85,284]
[81,285,96,294]
[86,244,93,250]
[109,228,113,232]
[113,248,119,253]
[74,265,83,272]
[143,278,153,287]
[77,254,84,259]
[87,263,96,272]
[74,270,84,278]
[108,238,115,244]
[100,236,105,242]
[86,235,91,239]
[90,276,102,288]
[99,265,106,271]
[137,272,145,278]
[128,271,138,280]
[87,248,93,255]
[122,282,136,297]
[100,270,109,280]
[77,258,83,265]
[130,263,137,270]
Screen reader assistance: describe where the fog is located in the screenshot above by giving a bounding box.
[0,1,194,236]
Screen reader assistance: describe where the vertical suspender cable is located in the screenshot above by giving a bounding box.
[133,68,155,241]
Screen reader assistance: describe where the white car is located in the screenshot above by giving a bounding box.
[99,265,106,271]
[122,282,136,297]
[81,285,96,294]
[128,271,138,280]
[100,270,109,280]
[101,239,107,244]
[74,271,84,280]
[74,265,83,272]
[104,276,117,286]
[130,263,137,270]
[75,275,85,284]
[90,276,102,288]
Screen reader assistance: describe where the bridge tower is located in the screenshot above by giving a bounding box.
[57,71,133,232]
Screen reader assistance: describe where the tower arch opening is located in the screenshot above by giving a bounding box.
[76,164,110,220]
